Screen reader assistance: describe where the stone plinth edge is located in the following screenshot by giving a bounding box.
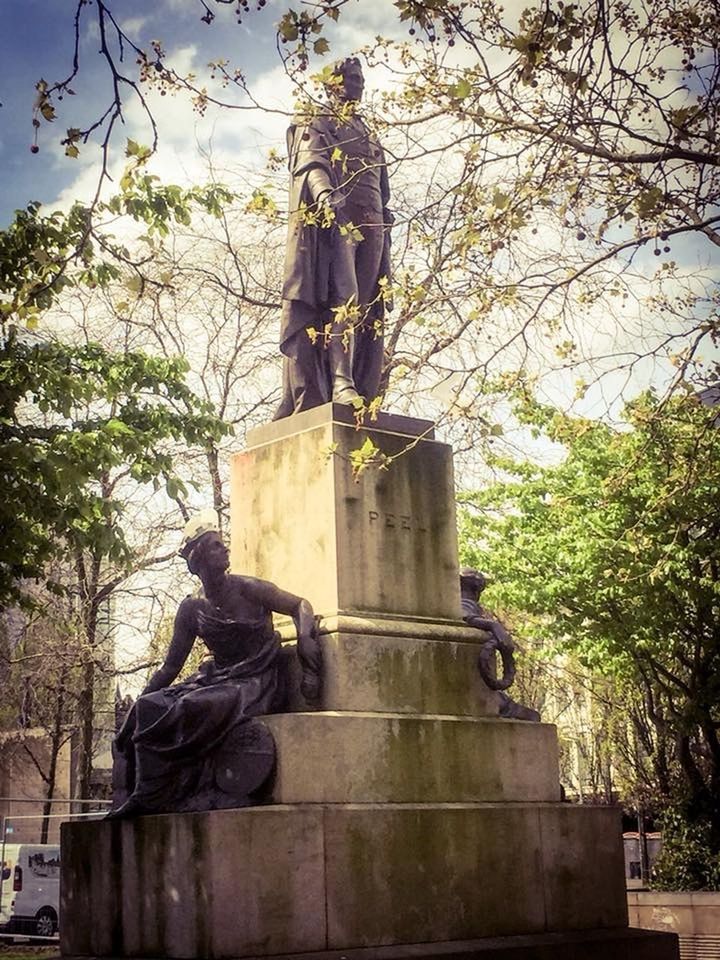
[247,403,435,448]
[68,928,676,960]
[277,613,488,644]
[277,626,503,717]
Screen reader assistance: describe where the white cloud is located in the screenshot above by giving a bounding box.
[119,16,149,34]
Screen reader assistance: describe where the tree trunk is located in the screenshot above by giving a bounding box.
[700,721,720,852]
[41,679,67,843]
[77,658,95,801]
[75,549,100,803]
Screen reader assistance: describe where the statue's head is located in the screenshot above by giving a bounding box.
[179,510,228,576]
[459,567,488,598]
[330,57,364,103]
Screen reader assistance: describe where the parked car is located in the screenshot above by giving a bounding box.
[0,843,60,937]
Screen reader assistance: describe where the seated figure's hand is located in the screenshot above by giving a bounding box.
[467,615,515,654]
[300,670,321,702]
[492,623,515,654]
[297,616,322,702]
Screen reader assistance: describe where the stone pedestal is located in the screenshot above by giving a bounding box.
[60,405,678,960]
[230,404,459,620]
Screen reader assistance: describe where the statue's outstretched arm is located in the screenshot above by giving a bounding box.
[465,615,515,653]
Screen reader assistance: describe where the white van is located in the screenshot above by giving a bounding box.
[0,843,60,937]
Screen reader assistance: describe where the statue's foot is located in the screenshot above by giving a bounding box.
[498,693,541,723]
[332,384,364,407]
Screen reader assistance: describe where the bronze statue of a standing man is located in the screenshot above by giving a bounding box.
[275,58,393,419]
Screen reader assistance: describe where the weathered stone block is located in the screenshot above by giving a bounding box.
[539,803,629,931]
[61,803,631,958]
[627,889,720,939]
[280,621,501,717]
[60,807,326,958]
[264,712,560,803]
[324,804,546,945]
[230,404,461,621]
[323,803,628,948]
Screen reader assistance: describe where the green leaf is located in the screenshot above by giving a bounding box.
[279,14,299,42]
[449,78,472,100]
[492,189,510,210]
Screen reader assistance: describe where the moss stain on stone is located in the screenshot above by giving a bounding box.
[374,643,413,711]
[191,813,212,957]
[131,817,146,952]
[109,821,124,955]
[148,818,168,956]
[340,820,381,943]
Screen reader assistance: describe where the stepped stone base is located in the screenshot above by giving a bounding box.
[195,928,680,960]
[61,408,670,960]
[61,803,629,959]
[61,932,679,960]
[168,929,679,960]
[264,712,560,803]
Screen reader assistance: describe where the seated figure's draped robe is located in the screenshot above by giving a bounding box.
[113,600,285,814]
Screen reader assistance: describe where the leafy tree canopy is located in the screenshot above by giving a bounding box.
[21,0,718,420]
[460,385,720,872]
[1,161,233,329]
[0,177,235,608]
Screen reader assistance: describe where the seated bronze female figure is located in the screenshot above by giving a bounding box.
[111,512,322,816]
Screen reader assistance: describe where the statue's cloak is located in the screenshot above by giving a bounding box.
[276,113,392,418]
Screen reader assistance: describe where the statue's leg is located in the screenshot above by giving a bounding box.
[107,692,194,817]
[275,301,332,418]
[327,235,363,405]
[110,738,133,810]
[327,337,362,405]
[350,212,385,402]
[354,217,385,306]
[110,701,138,810]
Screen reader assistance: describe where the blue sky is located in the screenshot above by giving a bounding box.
[1,0,716,392]
[0,0,310,226]
[0,1,413,227]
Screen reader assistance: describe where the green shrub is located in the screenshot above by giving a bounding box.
[651,806,720,891]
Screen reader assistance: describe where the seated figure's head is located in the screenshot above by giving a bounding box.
[460,567,488,599]
[179,510,228,576]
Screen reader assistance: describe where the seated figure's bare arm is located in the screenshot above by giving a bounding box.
[142,598,198,695]
[244,578,313,632]
[244,578,322,700]
[466,615,515,652]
